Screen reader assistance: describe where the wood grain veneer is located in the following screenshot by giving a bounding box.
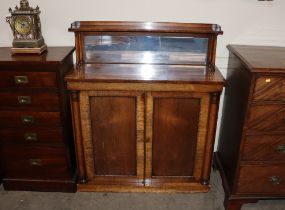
[215,45,285,210]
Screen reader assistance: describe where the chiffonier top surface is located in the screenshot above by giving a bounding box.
[0,47,74,64]
[65,64,225,84]
[228,45,285,73]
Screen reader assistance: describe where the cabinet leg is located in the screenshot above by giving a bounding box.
[224,198,258,210]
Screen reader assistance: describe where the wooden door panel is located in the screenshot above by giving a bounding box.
[145,91,210,186]
[90,96,136,175]
[79,91,145,186]
[152,97,200,176]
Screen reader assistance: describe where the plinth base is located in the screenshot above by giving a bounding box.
[11,44,47,54]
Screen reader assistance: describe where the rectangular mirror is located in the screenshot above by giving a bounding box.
[84,35,209,65]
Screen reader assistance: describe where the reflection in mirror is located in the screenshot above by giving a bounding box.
[84,35,208,65]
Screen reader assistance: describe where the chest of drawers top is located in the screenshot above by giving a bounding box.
[229,45,285,103]
[0,47,74,65]
[0,47,74,90]
[228,45,285,73]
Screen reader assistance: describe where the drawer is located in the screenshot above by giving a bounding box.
[236,164,285,195]
[242,135,285,161]
[0,145,71,179]
[0,71,57,89]
[0,91,60,110]
[0,111,61,128]
[247,104,285,132]
[0,128,64,145]
[253,76,285,101]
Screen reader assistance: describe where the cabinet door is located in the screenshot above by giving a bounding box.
[79,91,144,186]
[145,92,210,187]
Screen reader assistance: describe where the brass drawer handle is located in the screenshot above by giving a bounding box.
[18,96,32,104]
[14,76,29,84]
[276,144,285,154]
[269,176,283,185]
[24,133,38,141]
[265,78,271,83]
[21,115,34,124]
[29,159,42,166]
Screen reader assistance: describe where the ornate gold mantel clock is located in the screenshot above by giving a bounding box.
[6,0,47,54]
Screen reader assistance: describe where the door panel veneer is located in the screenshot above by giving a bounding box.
[152,97,200,176]
[90,96,137,176]
[79,91,145,185]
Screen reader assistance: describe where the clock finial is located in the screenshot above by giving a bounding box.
[20,0,30,9]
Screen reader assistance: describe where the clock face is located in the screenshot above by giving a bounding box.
[15,16,32,35]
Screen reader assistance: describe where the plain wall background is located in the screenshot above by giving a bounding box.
[1,0,285,148]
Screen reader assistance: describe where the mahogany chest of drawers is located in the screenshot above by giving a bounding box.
[0,47,76,192]
[215,45,285,210]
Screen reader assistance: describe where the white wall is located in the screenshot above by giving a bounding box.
[1,0,285,148]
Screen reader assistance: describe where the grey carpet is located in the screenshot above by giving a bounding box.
[0,171,284,210]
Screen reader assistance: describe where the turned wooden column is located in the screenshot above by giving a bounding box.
[70,91,87,184]
[201,92,220,185]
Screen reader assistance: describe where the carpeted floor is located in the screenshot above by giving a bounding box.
[0,171,284,210]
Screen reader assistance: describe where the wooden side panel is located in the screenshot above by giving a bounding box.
[90,96,137,175]
[217,52,252,190]
[152,97,200,176]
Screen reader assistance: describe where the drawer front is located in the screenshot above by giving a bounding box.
[236,165,285,195]
[0,91,60,110]
[0,128,64,145]
[0,146,70,179]
[247,104,285,132]
[0,111,61,128]
[253,76,285,101]
[0,71,58,89]
[243,135,285,161]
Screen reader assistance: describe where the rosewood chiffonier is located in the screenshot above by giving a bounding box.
[65,21,225,192]
[0,47,76,192]
[216,45,285,210]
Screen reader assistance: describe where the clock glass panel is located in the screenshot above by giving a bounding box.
[15,16,32,35]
